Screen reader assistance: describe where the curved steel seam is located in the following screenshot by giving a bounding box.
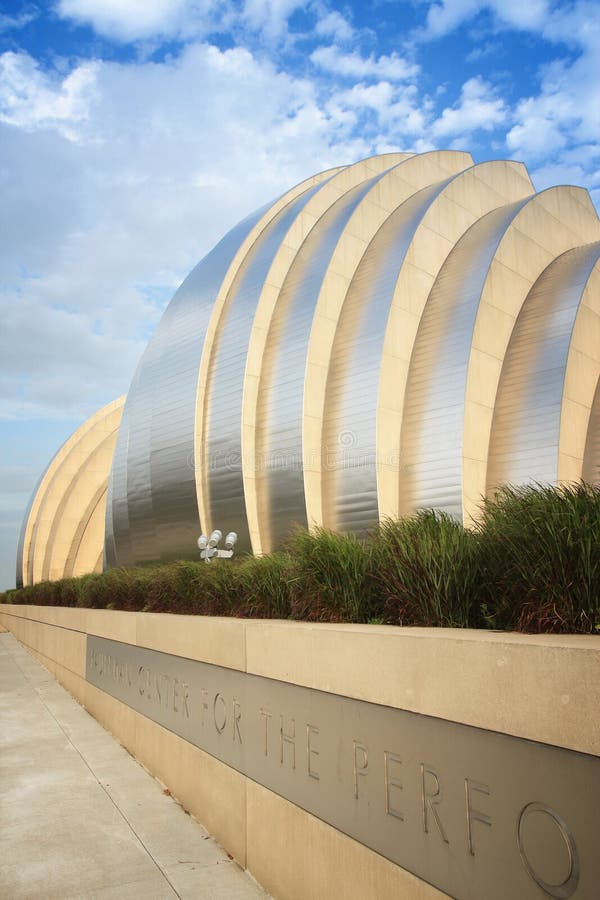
[487,243,600,493]
[239,154,412,554]
[301,150,474,536]
[376,159,534,521]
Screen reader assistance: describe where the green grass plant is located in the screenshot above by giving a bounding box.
[2,483,599,633]
[285,528,373,622]
[477,483,600,633]
[371,511,482,627]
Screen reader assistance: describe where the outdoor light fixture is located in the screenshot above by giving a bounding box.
[197,530,237,563]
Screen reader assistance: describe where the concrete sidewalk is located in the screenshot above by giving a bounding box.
[0,632,270,900]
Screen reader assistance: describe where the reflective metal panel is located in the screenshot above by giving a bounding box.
[583,376,600,484]
[322,179,454,534]
[88,636,600,900]
[488,243,600,491]
[256,175,386,548]
[204,182,328,552]
[399,198,530,519]
[106,204,270,567]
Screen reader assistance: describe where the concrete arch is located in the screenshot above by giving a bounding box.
[18,397,124,587]
[399,186,600,525]
[194,164,351,553]
[487,243,600,493]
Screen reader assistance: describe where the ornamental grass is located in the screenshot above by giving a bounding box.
[3,484,599,634]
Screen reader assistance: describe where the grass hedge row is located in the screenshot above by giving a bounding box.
[2,484,599,634]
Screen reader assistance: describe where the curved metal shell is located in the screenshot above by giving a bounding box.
[18,151,600,583]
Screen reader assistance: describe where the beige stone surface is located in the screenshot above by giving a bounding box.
[86,607,138,643]
[244,620,600,755]
[19,395,125,587]
[136,612,247,669]
[463,187,600,522]
[246,780,448,900]
[134,712,249,868]
[3,606,600,899]
[1,632,267,900]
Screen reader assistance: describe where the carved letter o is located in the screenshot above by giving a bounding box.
[517,802,579,898]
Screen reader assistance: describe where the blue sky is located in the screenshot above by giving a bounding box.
[1,0,599,588]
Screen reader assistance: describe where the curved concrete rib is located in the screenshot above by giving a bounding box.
[487,243,600,493]
[301,151,474,539]
[311,158,533,535]
[225,154,409,553]
[18,397,124,587]
[399,187,600,525]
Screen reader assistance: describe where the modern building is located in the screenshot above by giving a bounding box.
[17,150,600,586]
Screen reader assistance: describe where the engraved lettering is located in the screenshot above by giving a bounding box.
[173,678,180,713]
[421,765,449,844]
[353,741,368,799]
[233,698,242,744]
[384,751,403,820]
[213,693,227,734]
[306,724,319,780]
[280,715,296,769]
[137,665,145,696]
[181,683,190,718]
[517,802,580,898]
[259,708,272,756]
[465,779,491,855]
[200,688,209,725]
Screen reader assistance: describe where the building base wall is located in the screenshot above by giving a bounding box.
[1,603,599,900]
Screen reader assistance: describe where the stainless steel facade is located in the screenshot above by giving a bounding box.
[17,152,600,581]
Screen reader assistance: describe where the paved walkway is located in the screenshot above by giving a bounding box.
[0,632,270,900]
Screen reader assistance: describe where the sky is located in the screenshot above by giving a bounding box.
[1,0,599,589]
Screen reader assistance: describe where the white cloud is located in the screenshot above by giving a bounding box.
[55,0,220,42]
[241,0,306,40]
[431,75,506,137]
[55,0,309,44]
[507,50,600,171]
[311,44,419,81]
[0,52,98,137]
[0,10,38,32]
[422,0,550,39]
[314,10,354,42]
[0,43,372,422]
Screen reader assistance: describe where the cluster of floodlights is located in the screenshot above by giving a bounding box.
[197,530,238,563]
